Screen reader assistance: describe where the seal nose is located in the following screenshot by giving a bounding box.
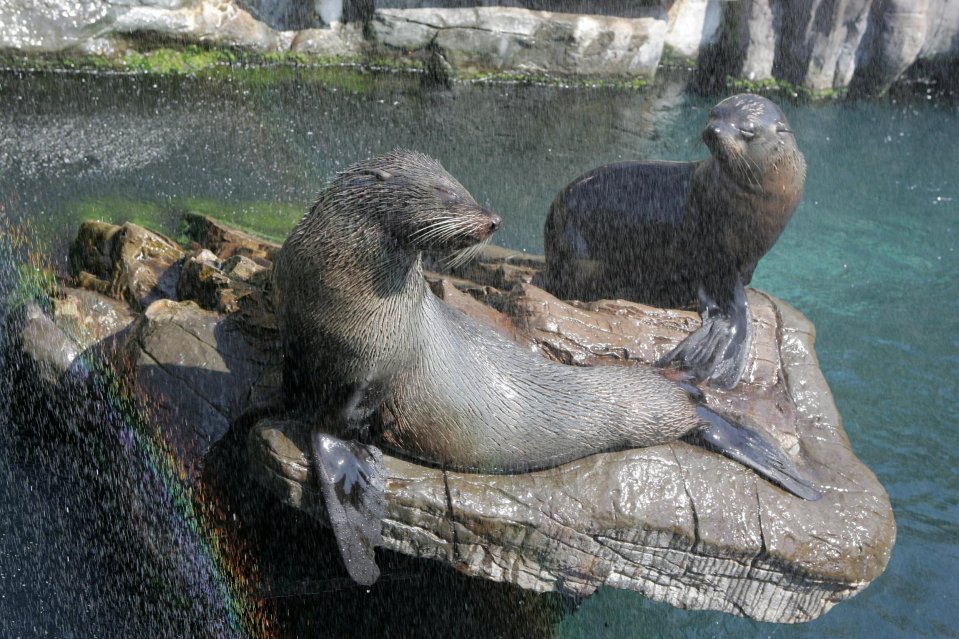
[487,212,501,234]
[702,125,721,146]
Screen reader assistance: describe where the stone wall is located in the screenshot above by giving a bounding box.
[1,0,956,93]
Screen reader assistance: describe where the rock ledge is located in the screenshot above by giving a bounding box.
[12,214,895,624]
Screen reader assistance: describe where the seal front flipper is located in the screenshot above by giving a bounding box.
[689,405,822,501]
[310,431,386,585]
[657,278,753,390]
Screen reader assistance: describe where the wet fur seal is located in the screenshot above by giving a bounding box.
[273,149,819,585]
[544,94,806,389]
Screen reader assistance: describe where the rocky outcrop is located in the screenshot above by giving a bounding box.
[371,8,666,78]
[716,0,959,94]
[6,213,895,624]
[1,0,955,93]
[69,221,184,312]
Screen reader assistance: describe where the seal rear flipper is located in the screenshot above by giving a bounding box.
[657,279,752,390]
[690,405,822,501]
[310,431,387,585]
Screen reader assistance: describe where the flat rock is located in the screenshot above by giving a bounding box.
[251,279,894,622]
[180,213,280,265]
[122,298,274,474]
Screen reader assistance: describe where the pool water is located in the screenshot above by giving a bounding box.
[0,69,956,637]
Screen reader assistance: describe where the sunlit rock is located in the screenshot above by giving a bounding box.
[251,276,894,623]
[69,221,184,312]
[0,0,113,53]
[112,0,296,51]
[664,0,721,59]
[122,298,273,473]
[372,7,667,78]
[1,0,956,92]
[291,22,365,56]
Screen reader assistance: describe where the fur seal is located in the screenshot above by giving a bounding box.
[544,94,806,389]
[273,149,819,585]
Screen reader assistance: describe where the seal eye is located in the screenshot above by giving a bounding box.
[433,186,460,204]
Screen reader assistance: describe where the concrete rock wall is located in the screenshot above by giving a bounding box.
[0,0,956,93]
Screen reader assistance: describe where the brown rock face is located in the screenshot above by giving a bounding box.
[69,221,184,311]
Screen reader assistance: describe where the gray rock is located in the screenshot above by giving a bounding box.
[12,302,85,387]
[0,0,113,53]
[2,0,956,91]
[777,0,873,92]
[372,7,667,78]
[7,287,135,392]
[852,0,959,94]
[290,23,365,56]
[111,0,296,52]
[664,0,721,59]
[250,284,895,623]
[177,251,245,314]
[123,298,272,473]
[180,212,280,264]
[51,286,138,353]
[733,0,779,82]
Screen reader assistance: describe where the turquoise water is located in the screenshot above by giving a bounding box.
[0,70,956,637]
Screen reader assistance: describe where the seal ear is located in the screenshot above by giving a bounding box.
[373,169,394,182]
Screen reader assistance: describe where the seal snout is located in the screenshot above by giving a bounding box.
[470,209,502,243]
[702,120,742,159]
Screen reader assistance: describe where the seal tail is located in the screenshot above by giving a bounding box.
[690,405,822,501]
[310,431,387,585]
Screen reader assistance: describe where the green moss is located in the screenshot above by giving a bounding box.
[659,46,698,70]
[60,196,167,230]
[2,46,650,90]
[173,198,303,242]
[121,46,238,74]
[0,46,368,78]
[56,195,299,247]
[460,69,648,90]
[724,76,848,102]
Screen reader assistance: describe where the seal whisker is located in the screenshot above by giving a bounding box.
[445,238,488,270]
[410,217,459,241]
[741,155,764,193]
[735,154,763,192]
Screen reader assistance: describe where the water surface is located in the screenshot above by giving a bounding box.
[0,69,956,638]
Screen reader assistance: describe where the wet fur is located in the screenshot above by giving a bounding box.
[545,93,805,308]
[274,150,702,471]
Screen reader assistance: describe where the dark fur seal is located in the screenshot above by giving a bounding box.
[273,149,819,585]
[544,94,806,389]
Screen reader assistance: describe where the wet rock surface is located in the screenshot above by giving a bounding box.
[1,0,955,93]
[10,215,895,624]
